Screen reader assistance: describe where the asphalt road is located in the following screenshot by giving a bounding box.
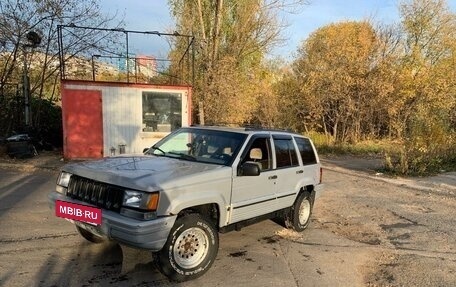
[1,166,455,287]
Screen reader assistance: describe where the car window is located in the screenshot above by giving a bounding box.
[294,137,317,165]
[240,137,272,171]
[151,128,246,166]
[273,138,299,168]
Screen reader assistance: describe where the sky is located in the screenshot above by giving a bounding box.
[99,0,456,59]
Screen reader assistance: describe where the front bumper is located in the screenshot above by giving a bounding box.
[48,191,176,251]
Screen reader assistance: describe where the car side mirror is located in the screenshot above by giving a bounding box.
[239,162,260,176]
[143,148,150,154]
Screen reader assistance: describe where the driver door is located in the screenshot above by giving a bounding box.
[230,135,276,223]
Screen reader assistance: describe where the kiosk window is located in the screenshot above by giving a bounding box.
[142,92,182,132]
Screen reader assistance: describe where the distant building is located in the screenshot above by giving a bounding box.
[136,55,158,78]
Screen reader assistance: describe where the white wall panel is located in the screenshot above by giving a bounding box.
[102,86,142,155]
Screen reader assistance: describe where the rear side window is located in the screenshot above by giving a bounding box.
[294,137,317,165]
[273,138,299,168]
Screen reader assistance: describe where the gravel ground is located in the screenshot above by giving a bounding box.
[316,162,456,286]
[1,151,455,286]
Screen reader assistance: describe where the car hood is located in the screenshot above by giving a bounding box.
[62,155,227,191]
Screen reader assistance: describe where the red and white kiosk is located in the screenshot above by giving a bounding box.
[57,25,195,159]
[61,80,191,159]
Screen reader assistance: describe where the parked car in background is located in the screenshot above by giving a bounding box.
[6,134,31,142]
[5,133,37,158]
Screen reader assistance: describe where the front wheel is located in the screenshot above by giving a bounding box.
[156,214,219,282]
[285,191,314,232]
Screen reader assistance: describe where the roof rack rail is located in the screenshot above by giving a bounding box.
[243,125,294,133]
[189,123,297,134]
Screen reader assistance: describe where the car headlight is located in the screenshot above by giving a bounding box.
[123,190,159,211]
[57,172,72,187]
[56,172,72,194]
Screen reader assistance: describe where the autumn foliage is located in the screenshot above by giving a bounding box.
[169,0,455,174]
[285,0,455,174]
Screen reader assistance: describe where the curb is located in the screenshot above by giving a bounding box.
[322,163,456,196]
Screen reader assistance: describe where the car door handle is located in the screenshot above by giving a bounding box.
[268,175,277,180]
[296,170,304,174]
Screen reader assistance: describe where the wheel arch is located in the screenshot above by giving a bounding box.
[165,193,227,229]
[300,184,316,197]
[294,185,316,206]
[177,203,221,230]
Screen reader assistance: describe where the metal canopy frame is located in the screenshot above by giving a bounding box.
[57,24,195,86]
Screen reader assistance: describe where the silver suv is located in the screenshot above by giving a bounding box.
[49,126,323,281]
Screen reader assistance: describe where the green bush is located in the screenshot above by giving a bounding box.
[383,113,456,175]
[306,131,394,157]
[305,130,455,176]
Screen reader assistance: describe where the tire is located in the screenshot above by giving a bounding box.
[285,191,314,232]
[156,214,219,282]
[76,225,106,244]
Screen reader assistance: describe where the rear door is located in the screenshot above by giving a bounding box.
[272,134,302,209]
[294,136,321,185]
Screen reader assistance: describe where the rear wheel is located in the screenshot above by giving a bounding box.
[156,214,218,282]
[285,191,314,232]
[76,225,106,243]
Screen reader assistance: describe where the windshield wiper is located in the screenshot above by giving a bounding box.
[168,152,196,161]
[149,146,166,155]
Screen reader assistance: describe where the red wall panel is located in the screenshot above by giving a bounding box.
[62,89,103,159]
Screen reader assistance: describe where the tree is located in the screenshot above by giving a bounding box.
[289,21,386,143]
[280,0,455,173]
[0,0,122,136]
[168,0,307,125]
[390,0,456,173]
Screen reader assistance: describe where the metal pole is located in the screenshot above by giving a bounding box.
[187,37,190,84]
[23,55,31,126]
[125,32,129,83]
[57,25,65,80]
[91,55,95,81]
[134,57,138,83]
[192,36,195,88]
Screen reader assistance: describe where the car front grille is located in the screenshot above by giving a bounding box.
[66,175,124,212]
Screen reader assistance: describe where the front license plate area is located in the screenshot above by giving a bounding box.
[56,200,102,225]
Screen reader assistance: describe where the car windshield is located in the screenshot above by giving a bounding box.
[147,128,247,166]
